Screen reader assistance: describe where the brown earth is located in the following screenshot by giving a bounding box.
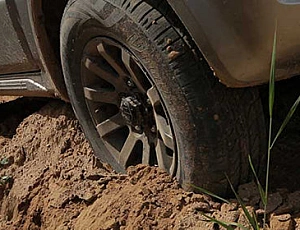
[0,92,299,230]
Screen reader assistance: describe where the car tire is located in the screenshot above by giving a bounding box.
[60,0,266,195]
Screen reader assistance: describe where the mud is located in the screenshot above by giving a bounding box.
[0,95,299,230]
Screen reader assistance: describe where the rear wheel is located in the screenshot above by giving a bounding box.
[60,0,266,195]
[81,37,176,174]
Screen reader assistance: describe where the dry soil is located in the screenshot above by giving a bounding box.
[0,93,299,230]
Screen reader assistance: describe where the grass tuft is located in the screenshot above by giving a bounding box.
[195,23,300,229]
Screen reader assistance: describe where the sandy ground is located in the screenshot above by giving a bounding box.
[0,94,299,230]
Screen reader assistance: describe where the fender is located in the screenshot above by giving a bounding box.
[167,0,300,87]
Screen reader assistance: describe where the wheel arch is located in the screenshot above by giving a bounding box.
[28,0,69,100]
[29,0,181,101]
[166,0,300,87]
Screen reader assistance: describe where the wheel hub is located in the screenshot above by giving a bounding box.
[81,37,176,175]
[120,96,143,130]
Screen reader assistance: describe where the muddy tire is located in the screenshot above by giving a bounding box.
[60,0,266,195]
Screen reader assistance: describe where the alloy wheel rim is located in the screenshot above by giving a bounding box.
[81,37,176,175]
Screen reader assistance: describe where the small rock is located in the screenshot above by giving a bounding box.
[262,192,283,214]
[277,214,292,221]
[238,181,260,205]
[270,214,294,230]
[79,192,96,203]
[184,196,191,204]
[168,51,180,60]
[192,202,211,212]
[176,194,183,201]
[256,208,265,215]
[238,181,258,197]
[274,203,293,215]
[210,202,221,210]
[221,202,238,212]
[213,210,240,229]
[288,191,300,211]
[294,216,300,230]
[191,193,208,203]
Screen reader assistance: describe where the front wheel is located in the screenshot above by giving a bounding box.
[60,0,266,195]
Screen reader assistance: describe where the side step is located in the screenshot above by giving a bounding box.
[0,79,47,91]
[0,72,54,97]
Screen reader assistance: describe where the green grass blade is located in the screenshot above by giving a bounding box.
[1,175,11,181]
[0,158,9,166]
[202,213,248,230]
[248,155,266,206]
[269,26,277,118]
[226,175,259,229]
[271,95,300,149]
[227,222,250,230]
[189,184,230,204]
[252,210,260,230]
[264,24,278,227]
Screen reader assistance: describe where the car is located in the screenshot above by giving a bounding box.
[0,0,299,195]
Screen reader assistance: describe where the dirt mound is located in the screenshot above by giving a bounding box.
[0,100,216,230]
[0,101,111,229]
[0,99,300,230]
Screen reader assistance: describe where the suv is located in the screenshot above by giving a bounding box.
[0,0,298,195]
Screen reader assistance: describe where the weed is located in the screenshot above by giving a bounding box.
[0,158,9,167]
[194,26,300,229]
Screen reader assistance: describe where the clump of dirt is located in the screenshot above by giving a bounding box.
[0,98,299,230]
[0,97,48,138]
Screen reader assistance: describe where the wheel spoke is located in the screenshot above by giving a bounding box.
[103,142,120,157]
[119,132,138,167]
[97,42,127,77]
[141,134,150,164]
[96,113,125,137]
[155,139,173,173]
[147,86,174,150]
[83,86,119,105]
[83,56,120,87]
[121,50,146,93]
[147,86,160,106]
[155,114,174,150]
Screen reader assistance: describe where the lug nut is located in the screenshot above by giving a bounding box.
[151,126,156,133]
[135,125,141,131]
[127,80,134,87]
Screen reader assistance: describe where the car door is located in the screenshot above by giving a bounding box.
[0,0,40,75]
